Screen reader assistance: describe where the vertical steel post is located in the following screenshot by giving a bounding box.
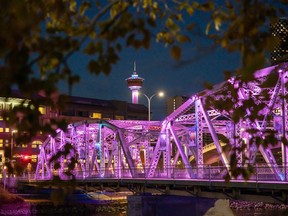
[281,69,288,181]
[195,99,203,178]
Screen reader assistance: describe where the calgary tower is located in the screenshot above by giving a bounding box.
[126,62,144,104]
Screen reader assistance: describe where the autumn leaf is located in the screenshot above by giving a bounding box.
[170,45,181,60]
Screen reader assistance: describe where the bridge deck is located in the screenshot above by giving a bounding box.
[17,177,288,204]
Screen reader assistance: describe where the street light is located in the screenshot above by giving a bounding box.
[11,130,17,160]
[140,91,164,121]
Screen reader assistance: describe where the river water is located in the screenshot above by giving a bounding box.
[6,187,288,216]
[127,195,288,216]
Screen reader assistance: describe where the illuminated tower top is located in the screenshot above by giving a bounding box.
[126,62,144,104]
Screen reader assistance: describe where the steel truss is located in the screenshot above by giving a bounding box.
[36,63,288,181]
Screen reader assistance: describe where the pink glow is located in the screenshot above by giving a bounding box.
[35,63,288,182]
[132,90,139,104]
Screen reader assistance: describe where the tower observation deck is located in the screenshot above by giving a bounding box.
[126,62,144,104]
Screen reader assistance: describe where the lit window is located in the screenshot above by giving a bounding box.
[31,155,37,159]
[115,115,124,120]
[22,144,28,148]
[0,144,3,148]
[39,106,46,115]
[32,145,37,148]
[90,112,102,119]
[0,128,3,132]
[32,140,42,145]
[5,128,9,133]
[31,159,37,162]
[0,116,3,120]
[0,139,3,143]
[274,108,281,115]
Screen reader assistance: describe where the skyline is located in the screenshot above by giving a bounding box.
[61,39,240,120]
[54,2,263,121]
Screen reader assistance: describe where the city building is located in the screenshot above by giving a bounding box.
[271,17,288,65]
[57,96,148,122]
[166,95,190,115]
[0,92,148,171]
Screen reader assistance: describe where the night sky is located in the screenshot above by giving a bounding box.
[59,10,241,120]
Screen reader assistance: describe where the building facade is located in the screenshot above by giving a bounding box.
[166,95,190,115]
[0,93,148,171]
[271,17,288,65]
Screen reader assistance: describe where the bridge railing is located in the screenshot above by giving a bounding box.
[11,164,288,182]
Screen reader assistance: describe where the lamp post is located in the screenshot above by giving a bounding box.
[11,130,17,160]
[141,91,164,121]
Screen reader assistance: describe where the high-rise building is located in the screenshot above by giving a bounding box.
[166,95,189,115]
[0,92,148,170]
[126,62,144,104]
[271,18,288,65]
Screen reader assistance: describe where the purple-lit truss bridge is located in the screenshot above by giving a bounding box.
[36,63,288,182]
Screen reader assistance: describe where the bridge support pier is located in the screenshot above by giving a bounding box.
[232,188,241,199]
[99,184,104,191]
[165,186,170,194]
[282,191,288,204]
[115,183,120,192]
[193,186,200,196]
[127,183,147,195]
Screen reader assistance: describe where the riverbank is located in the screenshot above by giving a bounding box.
[2,186,288,216]
[33,201,127,215]
[0,186,127,216]
[0,201,127,216]
[230,200,288,211]
[230,200,288,216]
[0,187,24,204]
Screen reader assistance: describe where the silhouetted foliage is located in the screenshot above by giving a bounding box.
[1,0,288,184]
